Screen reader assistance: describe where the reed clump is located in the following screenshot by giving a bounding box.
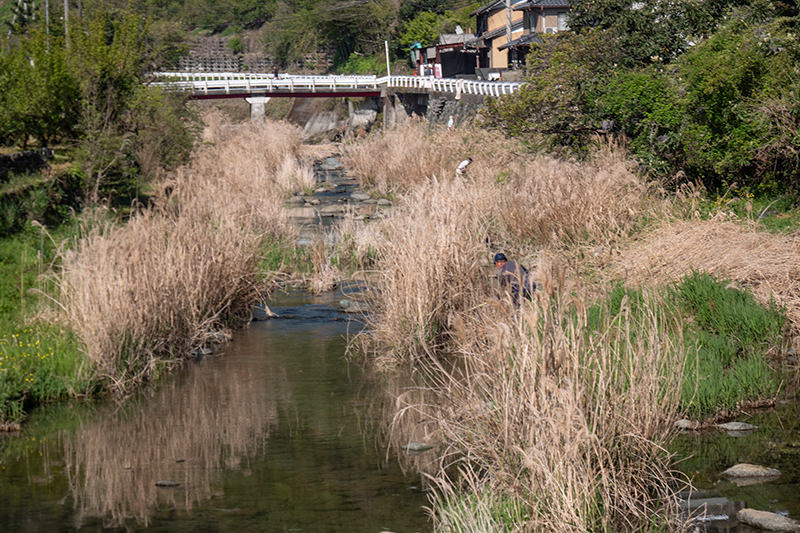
[346,122,692,530]
[341,121,522,196]
[57,113,310,391]
[422,292,688,531]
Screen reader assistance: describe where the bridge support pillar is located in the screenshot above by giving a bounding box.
[245,96,271,123]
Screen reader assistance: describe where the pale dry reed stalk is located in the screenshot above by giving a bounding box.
[494,142,653,247]
[422,292,688,531]
[615,218,800,336]
[358,175,497,366]
[57,113,311,390]
[341,121,521,195]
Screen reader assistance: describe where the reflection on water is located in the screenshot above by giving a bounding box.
[0,289,429,531]
[672,402,800,532]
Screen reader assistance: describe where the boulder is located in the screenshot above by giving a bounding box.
[737,508,799,532]
[722,463,781,478]
[320,204,347,215]
[339,299,369,313]
[716,421,758,431]
[350,192,371,201]
[675,419,700,430]
[403,442,433,453]
[377,198,392,207]
[286,196,305,206]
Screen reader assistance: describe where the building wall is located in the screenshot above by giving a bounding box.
[490,28,524,68]
[487,8,524,68]
[531,8,570,33]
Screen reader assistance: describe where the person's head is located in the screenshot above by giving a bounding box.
[493,252,507,268]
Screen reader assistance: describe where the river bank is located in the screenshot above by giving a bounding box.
[335,121,800,530]
[1,114,798,530]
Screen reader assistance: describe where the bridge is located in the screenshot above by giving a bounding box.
[151,72,522,126]
[151,72,522,99]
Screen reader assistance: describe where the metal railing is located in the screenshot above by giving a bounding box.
[150,72,522,97]
[384,75,520,97]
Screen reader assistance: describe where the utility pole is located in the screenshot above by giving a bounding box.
[384,40,391,77]
[45,0,49,52]
[505,0,512,44]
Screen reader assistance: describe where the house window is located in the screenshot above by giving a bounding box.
[557,12,569,31]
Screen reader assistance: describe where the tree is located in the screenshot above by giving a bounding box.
[0,29,80,148]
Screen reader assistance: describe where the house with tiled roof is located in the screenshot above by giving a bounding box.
[470,0,570,72]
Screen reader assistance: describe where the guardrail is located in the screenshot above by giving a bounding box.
[149,72,522,97]
[384,75,521,97]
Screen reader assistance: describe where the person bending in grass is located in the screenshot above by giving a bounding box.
[493,252,535,306]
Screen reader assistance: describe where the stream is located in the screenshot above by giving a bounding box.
[1,152,798,531]
[0,288,429,531]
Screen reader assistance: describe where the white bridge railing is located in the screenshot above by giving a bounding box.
[150,72,522,97]
[385,75,520,97]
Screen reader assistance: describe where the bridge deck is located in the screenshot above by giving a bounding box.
[151,72,521,98]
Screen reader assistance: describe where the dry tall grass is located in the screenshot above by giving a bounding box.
[432,293,687,531]
[615,218,800,337]
[346,123,689,530]
[357,175,496,366]
[341,121,522,196]
[352,128,656,365]
[57,113,311,390]
[345,123,657,249]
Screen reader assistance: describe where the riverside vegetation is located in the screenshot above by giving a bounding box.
[0,114,796,529]
[338,121,798,530]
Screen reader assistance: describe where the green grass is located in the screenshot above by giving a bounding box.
[258,236,312,274]
[674,271,784,417]
[0,222,89,422]
[696,193,800,233]
[587,273,786,419]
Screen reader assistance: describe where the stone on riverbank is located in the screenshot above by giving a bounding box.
[722,463,781,479]
[716,421,758,431]
[736,508,799,531]
[350,192,371,201]
[403,442,433,453]
[675,419,700,430]
[339,299,369,313]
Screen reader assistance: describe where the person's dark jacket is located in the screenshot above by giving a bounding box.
[498,261,535,305]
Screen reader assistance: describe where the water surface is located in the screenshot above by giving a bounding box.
[0,289,429,531]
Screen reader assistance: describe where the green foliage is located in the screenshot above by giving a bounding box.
[400,11,441,48]
[0,30,80,149]
[228,36,243,55]
[0,169,84,238]
[0,226,89,422]
[585,273,786,418]
[568,0,746,64]
[483,31,617,146]
[399,6,478,49]
[258,237,313,274]
[399,0,449,21]
[673,272,785,416]
[487,1,800,195]
[264,0,395,67]
[338,52,387,75]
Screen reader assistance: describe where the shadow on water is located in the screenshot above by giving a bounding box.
[0,288,430,531]
[672,401,800,531]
